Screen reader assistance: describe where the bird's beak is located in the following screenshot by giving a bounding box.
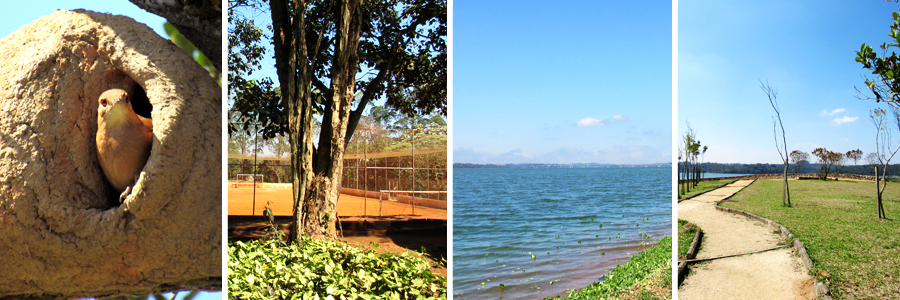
[104,100,130,126]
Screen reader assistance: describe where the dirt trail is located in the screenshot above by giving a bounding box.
[678,180,815,300]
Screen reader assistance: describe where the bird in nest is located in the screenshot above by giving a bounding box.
[96,88,153,203]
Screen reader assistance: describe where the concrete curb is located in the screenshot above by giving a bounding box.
[677,227,703,286]
[714,204,833,300]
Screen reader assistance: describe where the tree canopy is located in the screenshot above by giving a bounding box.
[228,0,446,140]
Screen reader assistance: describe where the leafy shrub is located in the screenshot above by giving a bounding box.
[228,238,446,299]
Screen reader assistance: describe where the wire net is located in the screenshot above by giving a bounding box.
[227,122,447,218]
[232,174,264,188]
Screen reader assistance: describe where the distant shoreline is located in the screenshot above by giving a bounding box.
[453,163,672,169]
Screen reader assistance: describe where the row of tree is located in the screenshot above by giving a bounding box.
[789,148,863,179]
[695,162,900,177]
[678,122,707,196]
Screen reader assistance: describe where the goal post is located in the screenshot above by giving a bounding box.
[233,174,265,188]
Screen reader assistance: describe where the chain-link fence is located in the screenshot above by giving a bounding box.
[227,123,447,218]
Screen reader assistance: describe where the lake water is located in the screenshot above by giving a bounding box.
[452,167,672,299]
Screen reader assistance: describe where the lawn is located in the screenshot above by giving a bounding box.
[721,179,900,300]
[547,237,672,300]
[678,179,735,200]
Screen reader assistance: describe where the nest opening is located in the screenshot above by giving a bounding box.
[98,71,153,208]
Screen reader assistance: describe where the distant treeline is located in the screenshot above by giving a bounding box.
[694,162,900,176]
[454,163,672,169]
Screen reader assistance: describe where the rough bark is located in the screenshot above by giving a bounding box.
[270,0,314,242]
[128,0,222,70]
[304,0,363,239]
[0,10,221,298]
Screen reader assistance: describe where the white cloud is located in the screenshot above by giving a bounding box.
[577,118,604,127]
[577,115,627,127]
[821,108,846,116]
[839,138,850,142]
[832,116,858,125]
[830,108,846,115]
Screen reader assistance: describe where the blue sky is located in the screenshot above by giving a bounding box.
[679,0,900,164]
[452,1,673,164]
[0,2,222,299]
[0,1,167,40]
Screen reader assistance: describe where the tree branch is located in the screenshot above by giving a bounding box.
[129,0,221,70]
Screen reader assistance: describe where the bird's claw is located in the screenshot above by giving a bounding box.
[119,185,132,203]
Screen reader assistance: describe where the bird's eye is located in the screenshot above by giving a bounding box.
[100,99,108,107]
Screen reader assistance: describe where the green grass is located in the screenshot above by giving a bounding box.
[722,179,900,300]
[228,238,446,299]
[677,219,699,260]
[546,237,672,300]
[678,179,735,200]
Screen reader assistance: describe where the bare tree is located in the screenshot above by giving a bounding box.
[789,150,809,174]
[866,152,880,166]
[871,108,898,219]
[761,79,790,207]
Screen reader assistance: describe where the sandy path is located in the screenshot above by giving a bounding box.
[678,180,815,300]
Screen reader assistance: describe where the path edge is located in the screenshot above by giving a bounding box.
[677,227,703,286]
[714,202,833,300]
[677,180,735,203]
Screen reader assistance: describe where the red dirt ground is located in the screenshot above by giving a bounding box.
[228,187,448,277]
[227,187,447,220]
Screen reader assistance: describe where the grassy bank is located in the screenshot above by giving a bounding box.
[722,179,900,299]
[228,238,446,299]
[677,219,698,259]
[547,237,672,300]
[678,179,735,200]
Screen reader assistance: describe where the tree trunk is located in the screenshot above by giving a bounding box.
[875,163,890,219]
[876,166,883,219]
[270,0,318,242]
[272,0,363,240]
[783,160,790,207]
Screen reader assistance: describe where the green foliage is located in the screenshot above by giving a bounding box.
[856,9,900,136]
[677,219,699,259]
[163,22,220,86]
[228,0,447,139]
[228,238,446,299]
[546,237,672,300]
[723,179,900,299]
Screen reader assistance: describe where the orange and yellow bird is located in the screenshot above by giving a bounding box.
[96,89,153,202]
